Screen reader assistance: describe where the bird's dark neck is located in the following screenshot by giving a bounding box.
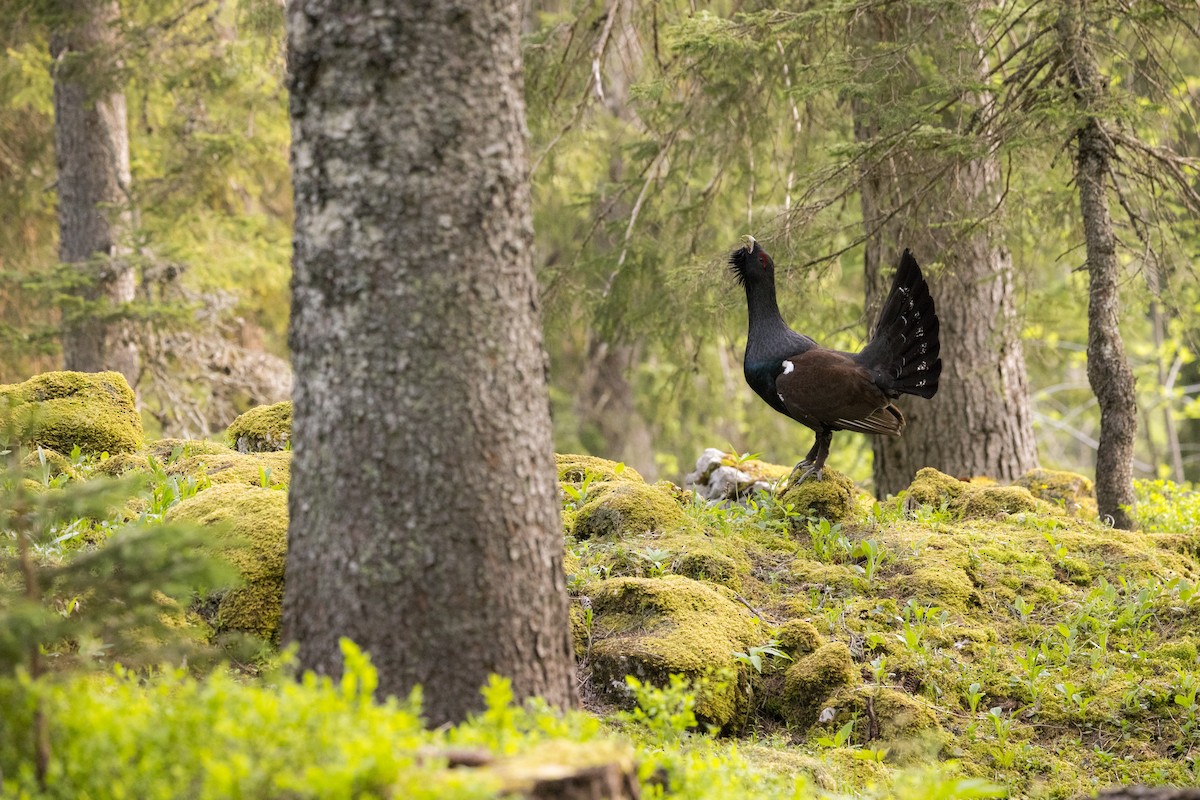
[743,279,809,362]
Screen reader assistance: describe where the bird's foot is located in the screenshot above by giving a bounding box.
[778,462,822,494]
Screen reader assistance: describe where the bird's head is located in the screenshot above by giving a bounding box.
[729,234,774,287]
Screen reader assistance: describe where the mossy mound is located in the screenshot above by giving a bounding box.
[556,453,643,485]
[585,575,757,729]
[168,450,291,490]
[778,469,857,523]
[892,563,980,612]
[226,402,292,453]
[1014,468,1097,518]
[904,467,1056,520]
[776,619,822,657]
[0,371,142,455]
[902,467,969,510]
[780,642,859,730]
[823,685,945,762]
[572,481,685,540]
[20,447,79,481]
[166,483,288,642]
[97,438,234,477]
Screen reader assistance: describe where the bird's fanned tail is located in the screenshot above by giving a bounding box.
[856,249,942,399]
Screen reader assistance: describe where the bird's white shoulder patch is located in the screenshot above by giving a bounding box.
[782,360,795,374]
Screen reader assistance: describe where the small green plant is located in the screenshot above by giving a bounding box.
[1055,680,1093,715]
[622,673,703,742]
[1011,595,1035,623]
[966,682,986,714]
[725,446,761,466]
[814,718,855,749]
[561,470,599,509]
[636,546,673,577]
[985,707,1012,746]
[869,655,890,685]
[807,518,846,562]
[732,639,793,674]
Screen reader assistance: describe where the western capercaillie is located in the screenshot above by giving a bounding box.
[730,235,941,486]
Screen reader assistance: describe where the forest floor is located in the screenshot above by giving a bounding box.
[3,373,1200,799]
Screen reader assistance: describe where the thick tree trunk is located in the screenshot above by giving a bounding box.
[283,0,578,723]
[853,12,1038,497]
[51,0,137,385]
[1059,5,1137,528]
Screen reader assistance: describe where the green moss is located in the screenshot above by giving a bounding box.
[169,450,291,489]
[779,468,856,523]
[954,485,1043,518]
[147,438,233,460]
[226,402,292,453]
[903,468,968,509]
[587,575,757,729]
[674,549,741,589]
[776,619,822,657]
[899,564,980,611]
[1014,468,1097,518]
[831,686,941,740]
[730,456,790,484]
[166,483,288,642]
[791,558,858,592]
[97,439,234,477]
[20,447,79,481]
[573,481,684,540]
[781,642,859,730]
[556,453,643,485]
[0,370,143,454]
[1148,639,1198,664]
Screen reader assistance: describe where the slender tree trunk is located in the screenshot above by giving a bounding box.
[1057,5,1137,528]
[283,0,578,724]
[51,0,137,385]
[853,11,1038,497]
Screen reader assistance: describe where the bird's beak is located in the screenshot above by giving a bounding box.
[739,234,756,252]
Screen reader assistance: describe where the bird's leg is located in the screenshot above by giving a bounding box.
[798,438,820,467]
[781,430,834,491]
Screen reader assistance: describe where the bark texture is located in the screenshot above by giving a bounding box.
[853,12,1038,497]
[1058,4,1137,529]
[282,0,577,723]
[51,0,137,385]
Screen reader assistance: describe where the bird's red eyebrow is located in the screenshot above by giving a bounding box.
[758,251,769,266]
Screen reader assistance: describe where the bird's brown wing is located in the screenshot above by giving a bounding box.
[775,348,904,436]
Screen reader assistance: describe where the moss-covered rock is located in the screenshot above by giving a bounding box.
[573,481,685,540]
[1014,468,1097,518]
[0,371,142,455]
[904,468,1056,521]
[556,453,643,485]
[903,468,968,510]
[779,469,856,523]
[587,575,757,729]
[168,450,291,490]
[226,402,292,453]
[166,483,288,642]
[777,619,823,657]
[780,642,859,730]
[954,485,1042,518]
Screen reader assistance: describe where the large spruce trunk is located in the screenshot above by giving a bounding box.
[853,12,1037,497]
[1058,4,1137,529]
[51,0,137,384]
[282,0,578,723]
